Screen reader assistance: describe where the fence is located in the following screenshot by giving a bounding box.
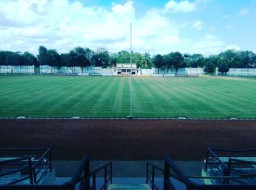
[1,65,256,76]
[227,68,256,76]
[0,66,34,74]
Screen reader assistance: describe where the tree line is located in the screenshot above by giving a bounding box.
[153,50,256,74]
[0,46,152,69]
[0,46,256,74]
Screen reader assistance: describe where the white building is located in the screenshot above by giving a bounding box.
[113,63,139,76]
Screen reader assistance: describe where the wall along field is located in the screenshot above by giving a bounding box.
[0,75,255,119]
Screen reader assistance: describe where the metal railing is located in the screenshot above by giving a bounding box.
[0,157,34,184]
[146,162,164,190]
[164,155,256,190]
[0,152,113,190]
[204,148,229,184]
[162,148,256,190]
[164,156,196,190]
[0,154,90,190]
[204,148,256,185]
[65,154,90,190]
[0,148,52,185]
[90,162,113,190]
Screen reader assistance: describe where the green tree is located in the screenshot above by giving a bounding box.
[218,50,241,68]
[172,52,185,72]
[91,49,110,68]
[110,53,118,67]
[6,52,22,65]
[153,54,164,74]
[132,52,143,68]
[69,47,90,67]
[238,51,256,68]
[23,52,38,66]
[47,49,61,67]
[163,53,174,73]
[0,51,6,65]
[116,50,130,63]
[142,52,152,68]
[218,63,229,74]
[38,46,50,65]
[185,54,205,68]
[203,55,218,74]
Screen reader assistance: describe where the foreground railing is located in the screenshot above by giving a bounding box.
[146,162,164,190]
[90,162,113,190]
[0,157,34,184]
[0,151,113,190]
[163,149,256,190]
[0,154,90,190]
[204,148,256,185]
[0,148,52,185]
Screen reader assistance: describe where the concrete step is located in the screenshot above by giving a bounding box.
[52,177,72,185]
[108,184,151,190]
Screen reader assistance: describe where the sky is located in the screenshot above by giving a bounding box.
[0,0,256,56]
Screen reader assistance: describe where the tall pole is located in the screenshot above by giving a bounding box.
[129,23,133,119]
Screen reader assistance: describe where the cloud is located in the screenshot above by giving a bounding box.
[0,0,246,56]
[192,21,203,30]
[165,0,196,12]
[239,8,249,16]
[186,34,224,55]
[164,0,211,13]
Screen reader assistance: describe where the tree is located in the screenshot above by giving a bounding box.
[153,54,164,74]
[84,48,93,63]
[142,52,152,68]
[60,53,70,67]
[91,50,110,68]
[218,50,241,68]
[110,53,118,67]
[172,52,185,72]
[23,52,38,66]
[47,49,61,67]
[6,52,20,65]
[132,52,143,68]
[218,63,229,75]
[98,50,110,68]
[163,53,174,73]
[185,54,205,68]
[116,50,130,63]
[203,55,218,74]
[238,51,256,68]
[38,46,50,65]
[0,51,5,65]
[69,47,90,67]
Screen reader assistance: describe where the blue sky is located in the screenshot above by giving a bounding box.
[0,0,255,56]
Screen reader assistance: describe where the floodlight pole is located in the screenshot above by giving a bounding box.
[128,23,134,119]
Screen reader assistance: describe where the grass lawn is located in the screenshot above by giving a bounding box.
[0,75,255,118]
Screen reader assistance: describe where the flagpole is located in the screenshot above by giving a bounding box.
[129,22,133,119]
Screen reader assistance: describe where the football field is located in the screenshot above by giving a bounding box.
[0,75,255,119]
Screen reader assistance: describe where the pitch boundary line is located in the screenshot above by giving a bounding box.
[0,117,255,121]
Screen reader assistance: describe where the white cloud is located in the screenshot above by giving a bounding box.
[0,0,135,54]
[239,8,249,16]
[0,0,247,56]
[187,34,224,55]
[165,0,196,12]
[164,0,211,13]
[192,21,203,30]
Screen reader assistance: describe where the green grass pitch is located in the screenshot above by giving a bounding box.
[0,75,256,119]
